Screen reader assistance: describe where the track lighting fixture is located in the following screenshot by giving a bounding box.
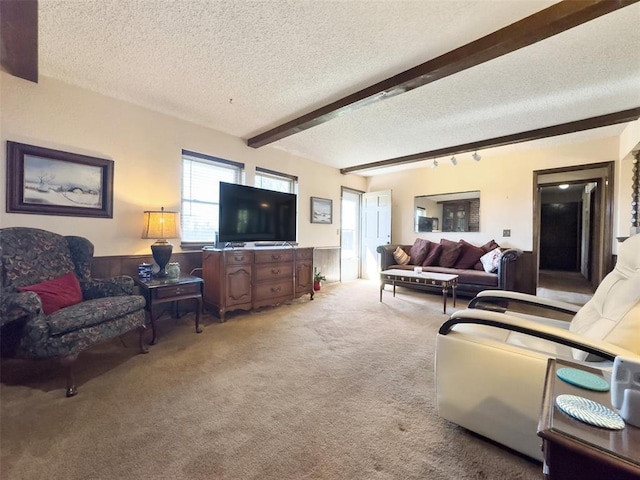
[450,156,457,166]
[472,151,481,161]
[431,159,438,168]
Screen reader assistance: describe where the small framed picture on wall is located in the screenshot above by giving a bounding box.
[310,197,332,224]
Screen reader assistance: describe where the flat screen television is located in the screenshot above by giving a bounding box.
[218,182,297,243]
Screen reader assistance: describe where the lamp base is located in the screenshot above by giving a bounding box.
[151,241,173,277]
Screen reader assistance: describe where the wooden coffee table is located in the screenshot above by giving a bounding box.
[380,269,458,313]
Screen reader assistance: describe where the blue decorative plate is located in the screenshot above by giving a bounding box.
[557,367,610,392]
[555,394,625,430]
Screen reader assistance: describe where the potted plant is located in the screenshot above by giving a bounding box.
[313,269,326,291]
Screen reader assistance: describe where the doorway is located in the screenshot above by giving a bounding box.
[538,182,597,303]
[533,162,614,297]
[361,190,392,280]
[340,188,363,282]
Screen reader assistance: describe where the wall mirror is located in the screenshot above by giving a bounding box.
[414,191,480,233]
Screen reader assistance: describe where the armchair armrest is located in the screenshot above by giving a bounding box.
[439,309,636,362]
[468,289,581,316]
[1,291,44,327]
[496,248,522,290]
[82,275,135,300]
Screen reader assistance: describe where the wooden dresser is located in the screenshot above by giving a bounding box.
[202,246,314,321]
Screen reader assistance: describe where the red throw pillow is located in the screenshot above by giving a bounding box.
[438,240,462,268]
[409,238,431,266]
[18,271,83,315]
[422,243,442,266]
[455,240,485,269]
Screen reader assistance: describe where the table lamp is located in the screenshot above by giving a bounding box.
[141,207,179,277]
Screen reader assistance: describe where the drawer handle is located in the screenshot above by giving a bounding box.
[271,268,280,275]
[271,254,282,260]
[175,288,183,294]
[271,286,281,293]
[234,256,244,261]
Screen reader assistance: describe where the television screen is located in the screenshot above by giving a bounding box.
[218,182,297,243]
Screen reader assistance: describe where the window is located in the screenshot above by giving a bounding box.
[181,150,244,245]
[255,167,297,194]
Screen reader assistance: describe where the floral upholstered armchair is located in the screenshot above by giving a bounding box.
[0,227,148,397]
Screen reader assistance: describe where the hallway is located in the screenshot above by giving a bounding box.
[537,270,594,306]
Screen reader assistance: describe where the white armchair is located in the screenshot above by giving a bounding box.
[435,234,640,461]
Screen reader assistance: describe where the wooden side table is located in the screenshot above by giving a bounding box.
[134,275,204,345]
[537,358,640,480]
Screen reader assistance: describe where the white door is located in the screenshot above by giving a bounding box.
[341,188,362,281]
[361,190,392,279]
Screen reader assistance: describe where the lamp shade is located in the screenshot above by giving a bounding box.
[141,207,179,240]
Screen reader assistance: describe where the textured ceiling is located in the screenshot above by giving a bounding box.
[38,0,640,175]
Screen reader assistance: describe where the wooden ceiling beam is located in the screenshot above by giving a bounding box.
[0,0,38,83]
[248,0,638,148]
[340,108,640,174]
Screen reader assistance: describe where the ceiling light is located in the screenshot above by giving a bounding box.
[450,156,457,166]
[431,159,438,168]
[472,151,481,161]
[558,184,569,190]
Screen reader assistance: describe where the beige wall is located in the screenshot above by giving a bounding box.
[366,133,639,253]
[2,73,638,258]
[0,73,367,255]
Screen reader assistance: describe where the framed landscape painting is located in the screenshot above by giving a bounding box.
[310,196,332,224]
[6,141,114,218]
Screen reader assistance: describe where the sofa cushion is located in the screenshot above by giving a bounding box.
[379,264,499,287]
[422,243,442,266]
[393,246,410,265]
[480,247,503,273]
[0,228,79,293]
[422,266,499,287]
[455,240,485,269]
[410,238,431,266]
[18,271,83,315]
[438,239,462,268]
[480,239,500,253]
[47,295,146,336]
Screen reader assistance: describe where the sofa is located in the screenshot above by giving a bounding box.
[0,227,148,397]
[377,238,521,297]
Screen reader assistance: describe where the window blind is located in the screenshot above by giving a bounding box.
[181,150,244,244]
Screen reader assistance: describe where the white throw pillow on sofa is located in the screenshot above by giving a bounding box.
[480,248,502,273]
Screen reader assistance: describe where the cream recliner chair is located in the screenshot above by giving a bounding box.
[435,233,640,461]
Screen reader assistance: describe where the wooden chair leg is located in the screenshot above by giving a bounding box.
[59,353,79,397]
[138,325,149,354]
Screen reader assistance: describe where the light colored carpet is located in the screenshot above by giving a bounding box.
[1,281,541,479]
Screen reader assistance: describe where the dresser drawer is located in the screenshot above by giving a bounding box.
[295,248,313,261]
[254,263,294,282]
[225,251,253,265]
[155,282,201,299]
[253,279,293,301]
[255,250,294,264]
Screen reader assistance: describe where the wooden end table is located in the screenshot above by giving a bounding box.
[537,358,640,480]
[134,274,204,345]
[380,269,458,313]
